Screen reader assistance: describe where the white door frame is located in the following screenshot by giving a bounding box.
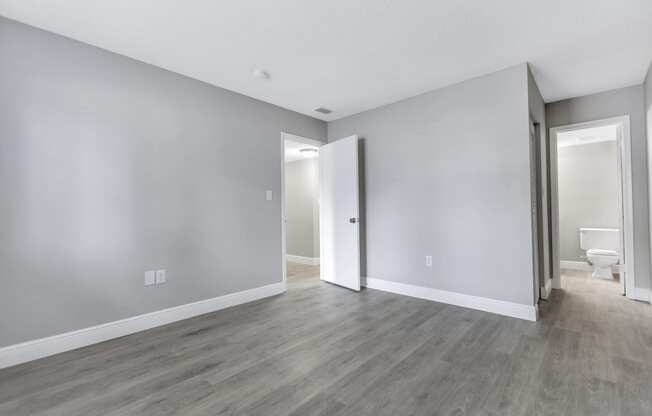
[529,121,541,303]
[549,115,635,298]
[280,132,324,290]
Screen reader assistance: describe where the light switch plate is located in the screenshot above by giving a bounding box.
[425,256,433,267]
[266,190,273,201]
[144,270,156,286]
[155,269,166,284]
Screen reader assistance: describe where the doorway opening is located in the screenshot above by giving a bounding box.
[281,133,362,292]
[281,133,322,290]
[549,116,635,298]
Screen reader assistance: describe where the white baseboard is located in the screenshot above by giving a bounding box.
[365,278,537,322]
[541,278,552,300]
[560,260,623,275]
[560,260,593,271]
[628,287,651,303]
[286,254,320,265]
[0,282,286,369]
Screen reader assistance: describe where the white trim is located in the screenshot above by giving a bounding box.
[560,260,625,280]
[280,132,323,287]
[282,133,324,148]
[541,277,552,300]
[365,278,538,322]
[281,135,287,288]
[286,254,320,265]
[550,128,562,290]
[529,118,552,301]
[550,116,636,299]
[629,287,651,303]
[529,119,542,304]
[560,260,593,272]
[0,282,285,369]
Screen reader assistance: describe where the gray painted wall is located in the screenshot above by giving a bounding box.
[0,17,326,347]
[285,158,320,258]
[546,85,651,290]
[558,141,621,261]
[328,64,535,306]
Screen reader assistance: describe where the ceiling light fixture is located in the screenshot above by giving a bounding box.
[300,148,319,158]
[253,68,270,80]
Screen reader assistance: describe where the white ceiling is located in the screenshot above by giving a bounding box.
[1,1,651,121]
[557,124,618,148]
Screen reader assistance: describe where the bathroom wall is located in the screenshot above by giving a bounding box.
[547,85,650,290]
[0,17,326,347]
[558,141,621,261]
[328,64,536,307]
[285,158,320,259]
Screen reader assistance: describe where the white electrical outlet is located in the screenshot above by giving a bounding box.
[155,269,167,284]
[425,256,433,267]
[144,270,156,286]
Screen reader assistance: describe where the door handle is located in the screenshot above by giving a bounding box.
[349,218,357,224]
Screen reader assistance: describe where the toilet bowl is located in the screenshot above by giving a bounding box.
[586,249,619,280]
[580,228,620,280]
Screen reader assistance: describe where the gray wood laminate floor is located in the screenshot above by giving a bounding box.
[1,264,652,415]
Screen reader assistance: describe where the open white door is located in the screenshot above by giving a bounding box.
[320,135,361,291]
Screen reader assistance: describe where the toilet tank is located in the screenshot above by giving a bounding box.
[579,228,619,252]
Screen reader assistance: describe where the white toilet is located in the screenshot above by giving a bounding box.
[580,227,620,280]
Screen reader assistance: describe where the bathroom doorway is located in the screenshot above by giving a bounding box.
[281,133,322,290]
[549,116,635,298]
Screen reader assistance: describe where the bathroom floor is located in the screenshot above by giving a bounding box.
[560,268,621,294]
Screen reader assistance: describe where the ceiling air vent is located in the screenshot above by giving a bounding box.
[314,107,332,115]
